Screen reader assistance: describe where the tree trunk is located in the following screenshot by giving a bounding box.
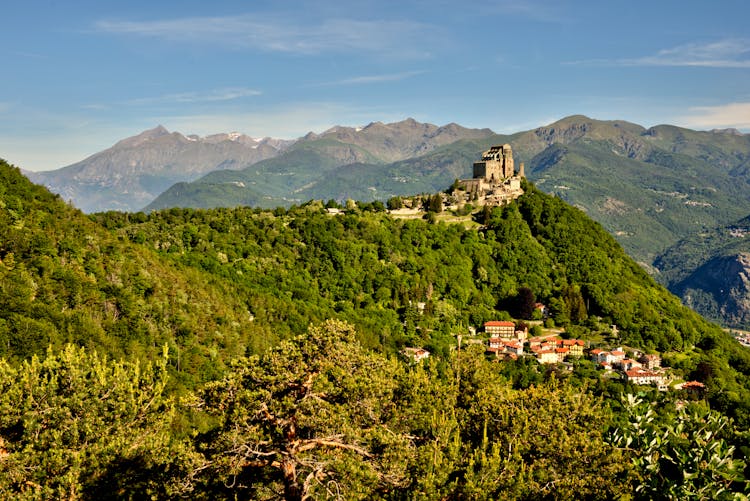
[282,460,301,501]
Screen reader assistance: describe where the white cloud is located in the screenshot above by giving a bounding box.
[126,87,261,106]
[95,14,437,58]
[631,39,750,68]
[677,102,750,130]
[315,70,425,86]
[568,39,750,68]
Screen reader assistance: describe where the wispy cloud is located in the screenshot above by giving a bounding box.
[126,87,261,106]
[315,70,425,86]
[677,102,750,130]
[95,14,437,58]
[631,39,750,68]
[568,39,750,68]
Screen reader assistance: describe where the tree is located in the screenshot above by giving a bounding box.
[386,196,403,210]
[0,345,195,500]
[609,394,747,500]
[514,286,536,320]
[427,194,443,213]
[196,320,413,500]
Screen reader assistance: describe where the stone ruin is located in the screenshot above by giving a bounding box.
[454,143,525,206]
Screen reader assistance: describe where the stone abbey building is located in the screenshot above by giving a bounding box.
[456,143,525,206]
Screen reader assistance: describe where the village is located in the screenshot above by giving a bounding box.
[401,310,707,396]
[387,143,707,394]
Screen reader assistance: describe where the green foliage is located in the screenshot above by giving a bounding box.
[387,196,403,210]
[609,395,747,499]
[3,158,750,498]
[0,160,260,387]
[0,344,197,500]
[196,320,412,499]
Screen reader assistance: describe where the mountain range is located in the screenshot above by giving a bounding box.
[25,125,295,213]
[19,115,750,328]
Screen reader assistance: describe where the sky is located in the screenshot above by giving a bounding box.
[2,0,750,172]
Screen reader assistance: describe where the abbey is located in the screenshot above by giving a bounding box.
[456,143,525,206]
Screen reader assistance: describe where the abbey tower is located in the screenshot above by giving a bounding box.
[473,144,515,182]
[455,143,525,206]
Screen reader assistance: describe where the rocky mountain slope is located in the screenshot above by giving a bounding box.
[28,119,494,213]
[655,214,750,328]
[26,126,294,212]
[146,116,750,264]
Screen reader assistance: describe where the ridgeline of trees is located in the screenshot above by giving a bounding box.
[1,159,749,498]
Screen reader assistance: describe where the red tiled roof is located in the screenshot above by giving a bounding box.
[484,321,515,327]
[682,381,705,388]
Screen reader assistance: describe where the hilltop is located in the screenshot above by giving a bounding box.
[2,158,750,498]
[20,116,750,330]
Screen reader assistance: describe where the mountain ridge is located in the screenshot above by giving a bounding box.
[26,125,295,212]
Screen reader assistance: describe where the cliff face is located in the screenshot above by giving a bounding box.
[676,252,750,328]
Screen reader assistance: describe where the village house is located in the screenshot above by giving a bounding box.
[616,358,642,372]
[515,326,529,341]
[536,349,559,364]
[624,367,666,386]
[555,347,569,363]
[676,380,707,397]
[401,347,430,363]
[534,302,547,318]
[638,353,662,370]
[487,338,525,358]
[590,347,626,366]
[484,320,516,339]
[528,335,586,364]
[528,335,560,350]
[561,339,585,357]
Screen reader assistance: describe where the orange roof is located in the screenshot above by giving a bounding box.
[682,381,705,388]
[484,321,515,327]
[562,339,584,346]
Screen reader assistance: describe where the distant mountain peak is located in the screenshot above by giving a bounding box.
[115,125,172,148]
[711,128,745,136]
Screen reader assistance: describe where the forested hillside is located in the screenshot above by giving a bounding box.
[0,160,267,388]
[1,159,749,498]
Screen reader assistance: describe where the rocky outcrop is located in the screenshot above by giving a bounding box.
[676,252,750,328]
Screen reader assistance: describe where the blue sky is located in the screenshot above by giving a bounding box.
[2,0,749,171]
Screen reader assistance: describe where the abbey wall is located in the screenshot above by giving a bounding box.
[455,143,525,206]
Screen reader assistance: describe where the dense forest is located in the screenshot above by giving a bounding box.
[0,159,748,499]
